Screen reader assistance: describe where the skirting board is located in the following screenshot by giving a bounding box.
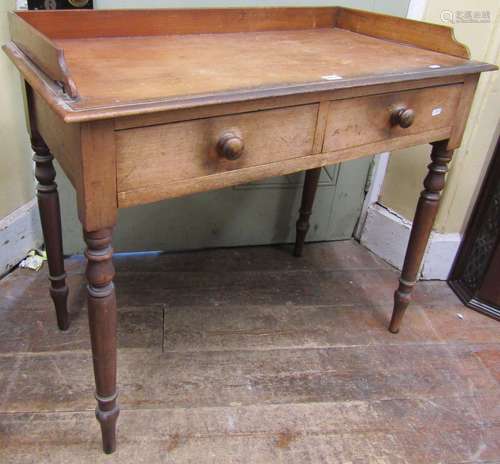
[359,203,461,280]
[0,199,43,277]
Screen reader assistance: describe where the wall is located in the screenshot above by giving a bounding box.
[381,0,500,234]
[0,0,33,219]
[0,0,42,275]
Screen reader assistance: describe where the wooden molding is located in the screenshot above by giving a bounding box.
[335,7,471,59]
[8,12,78,98]
[14,7,471,60]
[2,42,67,110]
[15,7,338,39]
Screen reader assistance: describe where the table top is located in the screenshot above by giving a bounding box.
[4,7,496,122]
[56,29,469,112]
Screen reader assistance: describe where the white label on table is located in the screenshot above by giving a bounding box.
[322,74,343,80]
[432,107,443,117]
[429,64,441,69]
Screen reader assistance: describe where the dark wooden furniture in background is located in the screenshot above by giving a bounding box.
[449,135,500,320]
[27,0,93,10]
[3,7,497,453]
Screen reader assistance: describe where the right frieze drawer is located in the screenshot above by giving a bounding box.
[323,84,463,152]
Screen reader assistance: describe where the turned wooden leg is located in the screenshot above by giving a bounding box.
[84,228,119,454]
[32,135,69,331]
[294,167,322,257]
[389,140,454,333]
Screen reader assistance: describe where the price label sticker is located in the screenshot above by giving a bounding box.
[432,107,443,117]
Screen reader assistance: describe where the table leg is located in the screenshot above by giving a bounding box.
[294,167,322,257]
[32,134,69,331]
[389,140,454,333]
[84,227,119,454]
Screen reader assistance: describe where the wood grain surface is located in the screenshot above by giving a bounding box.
[57,29,469,112]
[116,104,318,200]
[336,7,470,58]
[324,84,461,152]
[18,7,339,39]
[117,126,452,207]
[1,241,499,463]
[78,120,117,231]
[447,74,480,150]
[5,8,495,122]
[7,12,78,97]
[113,75,466,130]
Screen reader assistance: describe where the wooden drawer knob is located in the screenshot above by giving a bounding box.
[391,106,415,129]
[217,132,244,160]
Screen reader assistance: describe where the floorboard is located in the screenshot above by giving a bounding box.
[0,241,498,463]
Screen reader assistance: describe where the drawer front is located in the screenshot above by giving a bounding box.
[323,84,462,152]
[116,104,318,196]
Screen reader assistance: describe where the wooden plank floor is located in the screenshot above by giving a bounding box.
[0,240,499,463]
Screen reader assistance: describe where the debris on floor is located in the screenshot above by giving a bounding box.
[19,249,47,271]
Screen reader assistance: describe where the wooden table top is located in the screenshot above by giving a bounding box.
[56,28,470,112]
[3,7,496,122]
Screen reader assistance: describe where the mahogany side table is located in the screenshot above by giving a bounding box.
[3,6,497,453]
